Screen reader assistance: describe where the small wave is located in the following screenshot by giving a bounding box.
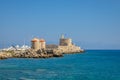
[21,70,33,75]
[19,77,35,80]
[7,78,17,80]
[36,69,46,72]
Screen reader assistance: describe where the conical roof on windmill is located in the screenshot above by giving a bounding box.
[39,39,45,42]
[31,38,39,42]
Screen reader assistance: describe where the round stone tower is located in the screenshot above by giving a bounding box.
[40,39,46,49]
[31,38,40,51]
[31,38,46,51]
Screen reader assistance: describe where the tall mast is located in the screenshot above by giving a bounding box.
[61,34,64,39]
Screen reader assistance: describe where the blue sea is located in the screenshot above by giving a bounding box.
[0,50,120,80]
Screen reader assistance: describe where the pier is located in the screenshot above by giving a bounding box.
[0,35,84,60]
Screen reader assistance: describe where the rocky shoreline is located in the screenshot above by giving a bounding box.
[0,49,84,60]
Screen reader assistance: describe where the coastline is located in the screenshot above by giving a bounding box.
[0,35,84,60]
[0,49,84,60]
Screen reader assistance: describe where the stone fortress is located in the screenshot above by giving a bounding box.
[31,35,83,54]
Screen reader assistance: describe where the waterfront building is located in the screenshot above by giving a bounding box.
[59,34,72,46]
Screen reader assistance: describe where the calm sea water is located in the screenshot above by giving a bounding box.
[0,50,120,80]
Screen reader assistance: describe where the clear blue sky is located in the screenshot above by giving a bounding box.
[0,0,120,49]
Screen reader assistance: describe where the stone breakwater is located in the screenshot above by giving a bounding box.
[0,49,63,60]
[0,49,84,60]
